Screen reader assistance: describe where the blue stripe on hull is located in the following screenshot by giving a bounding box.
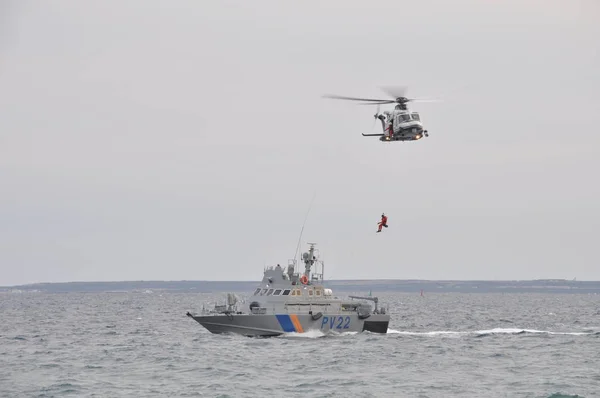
[275,314,295,332]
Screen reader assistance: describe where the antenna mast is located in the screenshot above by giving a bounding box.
[293,191,316,271]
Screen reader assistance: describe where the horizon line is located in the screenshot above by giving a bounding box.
[1,277,592,289]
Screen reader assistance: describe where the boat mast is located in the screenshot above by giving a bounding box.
[303,243,317,279]
[293,192,316,273]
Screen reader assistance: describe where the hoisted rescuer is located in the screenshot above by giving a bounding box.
[377,213,388,233]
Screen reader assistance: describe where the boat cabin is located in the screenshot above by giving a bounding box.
[253,286,334,298]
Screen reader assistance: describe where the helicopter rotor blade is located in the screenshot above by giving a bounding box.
[406,98,443,103]
[322,94,391,102]
[380,86,443,103]
[379,85,408,99]
[357,101,395,105]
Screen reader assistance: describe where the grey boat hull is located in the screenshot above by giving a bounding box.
[187,312,390,337]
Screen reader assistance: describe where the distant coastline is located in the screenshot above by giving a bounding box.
[2,279,600,294]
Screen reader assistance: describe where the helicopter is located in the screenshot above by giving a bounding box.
[323,86,439,142]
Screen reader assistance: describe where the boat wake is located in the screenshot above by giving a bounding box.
[279,329,360,339]
[386,328,599,337]
[280,329,327,339]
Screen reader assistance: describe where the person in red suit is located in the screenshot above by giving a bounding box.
[377,213,388,233]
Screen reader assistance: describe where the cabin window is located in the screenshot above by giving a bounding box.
[266,289,274,296]
[411,113,420,121]
[308,289,313,296]
[291,290,296,296]
[315,290,321,296]
[273,289,282,295]
[401,114,411,122]
[260,289,268,295]
[253,288,261,295]
[282,289,291,295]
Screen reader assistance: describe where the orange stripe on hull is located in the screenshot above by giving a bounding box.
[289,314,304,333]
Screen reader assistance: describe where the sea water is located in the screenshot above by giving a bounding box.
[1,291,598,397]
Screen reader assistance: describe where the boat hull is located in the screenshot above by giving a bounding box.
[188,312,390,337]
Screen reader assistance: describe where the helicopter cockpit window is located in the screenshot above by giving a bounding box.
[401,114,411,122]
[411,113,420,121]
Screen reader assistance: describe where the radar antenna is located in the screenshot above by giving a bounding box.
[301,242,325,284]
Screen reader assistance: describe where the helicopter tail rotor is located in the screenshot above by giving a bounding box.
[371,103,381,130]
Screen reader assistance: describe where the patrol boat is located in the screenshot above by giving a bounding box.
[186,243,390,337]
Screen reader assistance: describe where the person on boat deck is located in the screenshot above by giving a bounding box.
[377,213,388,233]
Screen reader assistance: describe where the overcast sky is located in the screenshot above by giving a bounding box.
[1,0,599,286]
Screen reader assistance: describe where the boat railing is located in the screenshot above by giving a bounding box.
[349,295,379,312]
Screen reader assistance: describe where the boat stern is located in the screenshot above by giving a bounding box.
[361,314,390,333]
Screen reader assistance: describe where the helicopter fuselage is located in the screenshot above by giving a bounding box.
[322,88,435,143]
[376,109,428,142]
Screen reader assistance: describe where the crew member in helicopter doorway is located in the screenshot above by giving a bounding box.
[387,122,393,139]
[377,213,388,233]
